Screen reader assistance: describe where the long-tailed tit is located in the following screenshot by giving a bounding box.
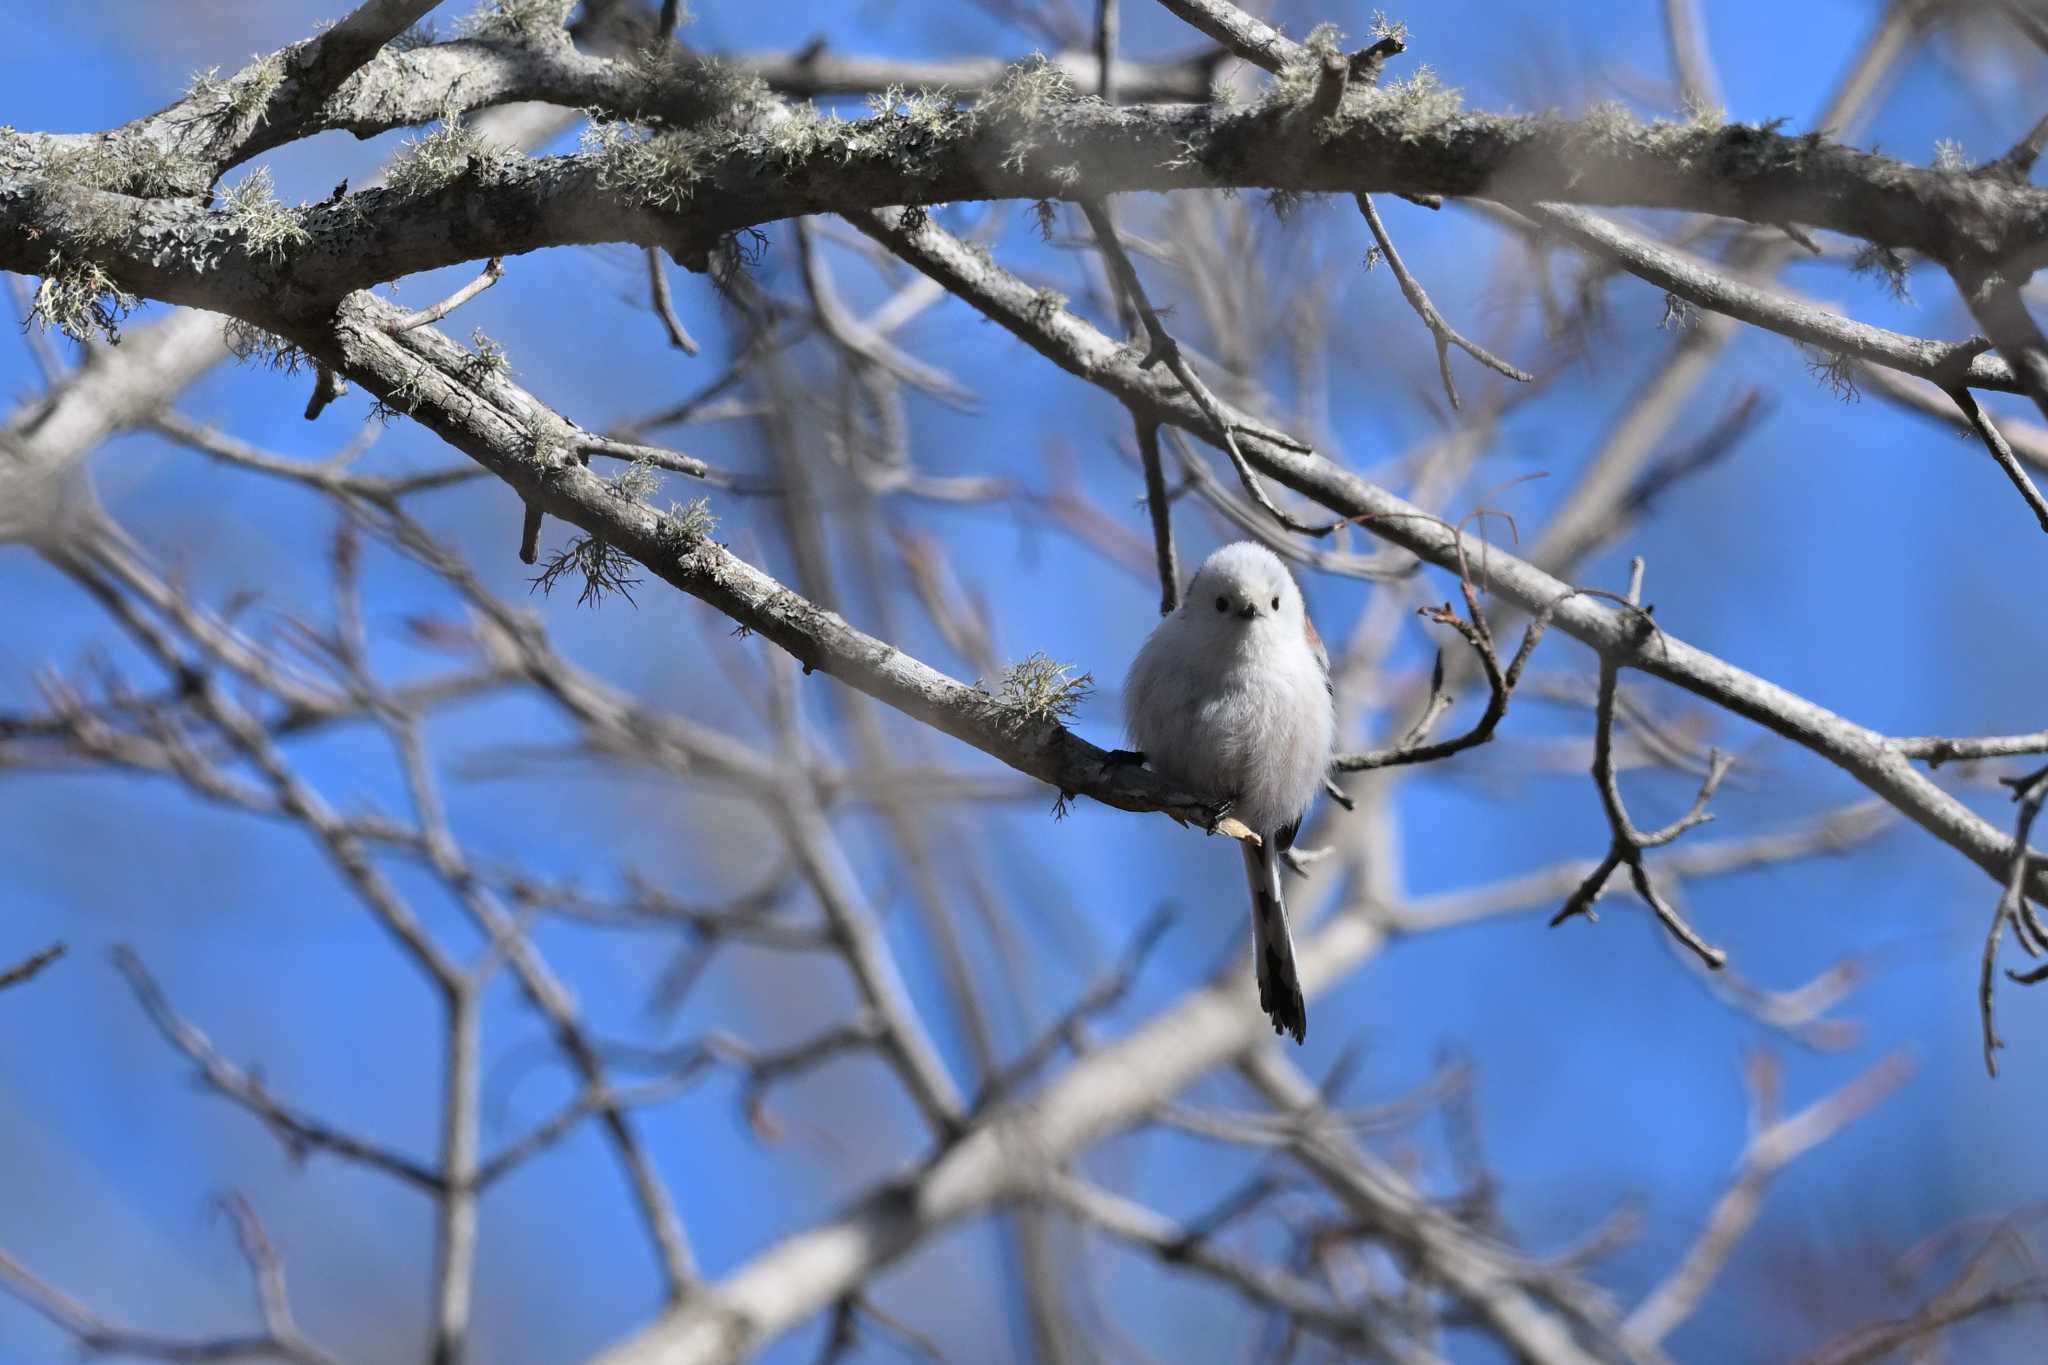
[1122,542,1335,1043]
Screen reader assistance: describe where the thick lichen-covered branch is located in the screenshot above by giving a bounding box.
[11,66,2048,332]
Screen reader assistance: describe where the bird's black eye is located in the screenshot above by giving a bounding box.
[1271,596,1280,611]
[1215,595,1228,613]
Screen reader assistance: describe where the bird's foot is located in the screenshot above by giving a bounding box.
[1204,797,1239,836]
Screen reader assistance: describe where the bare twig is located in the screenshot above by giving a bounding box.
[1333,576,1555,772]
[1952,272,2048,424]
[1948,385,2048,533]
[1355,193,1532,411]
[0,1245,342,1365]
[1897,728,2048,765]
[217,1193,330,1360]
[1093,0,1118,103]
[1134,417,1179,614]
[111,945,446,1190]
[645,247,701,355]
[1548,563,1730,968]
[1046,1176,1416,1356]
[1525,206,2016,396]
[1989,109,2048,182]
[387,257,504,334]
[1980,762,2048,1076]
[1151,0,1297,71]
[1080,197,1339,535]
[0,942,64,993]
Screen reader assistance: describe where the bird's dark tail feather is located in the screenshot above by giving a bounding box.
[1241,840,1306,1044]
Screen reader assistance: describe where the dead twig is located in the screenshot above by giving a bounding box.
[1355,193,1533,411]
[1549,560,1731,969]
[1947,386,2048,534]
[0,943,64,993]
[387,257,504,334]
[646,247,701,355]
[1980,761,2048,1076]
[1080,197,1341,536]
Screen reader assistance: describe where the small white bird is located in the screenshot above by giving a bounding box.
[1122,542,1335,1043]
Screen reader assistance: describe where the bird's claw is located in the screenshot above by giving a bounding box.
[1204,797,1238,836]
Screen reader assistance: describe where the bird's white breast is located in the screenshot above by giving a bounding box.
[1124,619,1334,836]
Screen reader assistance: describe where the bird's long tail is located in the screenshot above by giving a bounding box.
[1241,838,1306,1044]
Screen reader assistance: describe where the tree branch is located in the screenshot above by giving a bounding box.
[849,207,2045,905]
[20,88,2048,329]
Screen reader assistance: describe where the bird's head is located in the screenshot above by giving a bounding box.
[1184,541,1305,638]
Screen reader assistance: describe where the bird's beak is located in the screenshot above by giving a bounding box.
[1236,603,1258,621]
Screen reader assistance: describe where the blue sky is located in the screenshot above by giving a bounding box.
[5,2,2048,1361]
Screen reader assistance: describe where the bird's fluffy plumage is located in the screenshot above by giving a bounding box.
[1123,542,1335,1041]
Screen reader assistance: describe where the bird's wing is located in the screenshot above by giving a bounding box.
[1303,611,1332,696]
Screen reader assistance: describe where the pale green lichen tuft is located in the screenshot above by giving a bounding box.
[1381,65,1462,121]
[524,410,575,469]
[618,48,769,125]
[867,84,962,133]
[759,103,844,163]
[583,112,728,209]
[1559,99,1741,174]
[745,81,965,181]
[30,255,137,344]
[1680,93,1725,130]
[853,83,968,173]
[580,53,1054,209]
[454,0,574,40]
[1578,99,1643,148]
[459,328,510,386]
[606,458,662,502]
[980,53,1095,176]
[1027,287,1066,322]
[43,133,207,198]
[1934,138,1969,172]
[980,52,1084,122]
[656,496,715,545]
[1659,292,1695,331]
[221,167,310,262]
[994,652,1092,727]
[369,363,435,421]
[186,51,286,147]
[387,115,519,197]
[1273,23,1345,104]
